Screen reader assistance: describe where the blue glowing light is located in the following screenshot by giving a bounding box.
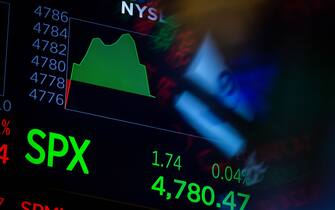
[184,35,254,121]
[175,91,245,157]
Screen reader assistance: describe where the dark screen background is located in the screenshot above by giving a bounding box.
[0,0,334,210]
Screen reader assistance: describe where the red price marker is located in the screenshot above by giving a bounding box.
[0,196,5,206]
[1,119,11,136]
[0,144,9,165]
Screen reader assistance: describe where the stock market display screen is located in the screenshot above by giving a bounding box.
[0,0,333,209]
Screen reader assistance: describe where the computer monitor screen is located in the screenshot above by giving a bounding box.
[0,0,332,209]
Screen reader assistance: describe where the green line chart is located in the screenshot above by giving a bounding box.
[66,33,154,106]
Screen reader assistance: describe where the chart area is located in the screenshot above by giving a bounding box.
[65,18,194,136]
[69,33,154,98]
[0,2,9,96]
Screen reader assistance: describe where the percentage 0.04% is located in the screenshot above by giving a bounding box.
[212,163,250,186]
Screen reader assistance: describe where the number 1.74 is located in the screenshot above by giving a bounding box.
[152,150,182,171]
